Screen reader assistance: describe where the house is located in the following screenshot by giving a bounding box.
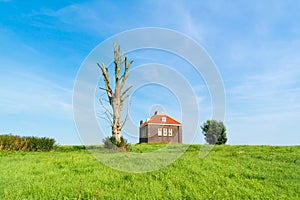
[139,111,182,143]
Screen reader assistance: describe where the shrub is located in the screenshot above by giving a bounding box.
[201,120,227,145]
[0,134,56,151]
[103,136,130,151]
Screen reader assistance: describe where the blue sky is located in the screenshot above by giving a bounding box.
[0,0,299,145]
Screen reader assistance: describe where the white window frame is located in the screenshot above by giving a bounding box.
[158,128,162,136]
[168,128,173,136]
[163,128,167,136]
[161,117,166,122]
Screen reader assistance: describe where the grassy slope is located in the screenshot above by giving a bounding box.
[0,145,299,199]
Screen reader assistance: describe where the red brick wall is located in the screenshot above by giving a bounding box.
[144,124,182,144]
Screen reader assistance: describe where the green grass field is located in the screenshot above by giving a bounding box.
[0,144,299,199]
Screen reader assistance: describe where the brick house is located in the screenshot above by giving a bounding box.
[139,111,182,143]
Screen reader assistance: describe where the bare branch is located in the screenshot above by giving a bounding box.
[96,96,113,125]
[121,85,132,98]
[98,115,112,125]
[97,63,113,104]
[121,97,132,129]
[98,98,113,118]
[122,94,130,101]
[114,42,121,83]
[104,112,113,124]
[119,52,125,71]
[99,87,111,92]
[120,58,133,89]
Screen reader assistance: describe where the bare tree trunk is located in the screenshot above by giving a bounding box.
[97,42,133,142]
[112,95,121,141]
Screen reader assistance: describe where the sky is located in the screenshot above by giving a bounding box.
[0,0,299,145]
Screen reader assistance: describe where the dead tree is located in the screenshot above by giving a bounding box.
[97,42,133,142]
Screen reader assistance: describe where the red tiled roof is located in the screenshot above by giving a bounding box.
[140,114,181,127]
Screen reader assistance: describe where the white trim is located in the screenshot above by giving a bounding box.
[145,123,182,126]
[157,128,162,136]
[163,128,167,136]
[168,128,173,136]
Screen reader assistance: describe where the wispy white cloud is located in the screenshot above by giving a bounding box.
[36,0,210,44]
[0,68,73,118]
[225,39,300,145]
[228,68,300,113]
[1,0,299,145]
[227,107,300,145]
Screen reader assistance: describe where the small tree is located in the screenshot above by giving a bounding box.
[201,120,227,145]
[97,42,133,143]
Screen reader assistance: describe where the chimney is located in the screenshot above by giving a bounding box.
[140,120,143,126]
[154,110,165,115]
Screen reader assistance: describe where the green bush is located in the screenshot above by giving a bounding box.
[0,134,56,151]
[103,136,130,151]
[201,120,227,145]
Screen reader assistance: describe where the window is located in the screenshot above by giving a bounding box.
[161,117,166,122]
[158,128,162,136]
[168,128,173,136]
[163,128,167,136]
